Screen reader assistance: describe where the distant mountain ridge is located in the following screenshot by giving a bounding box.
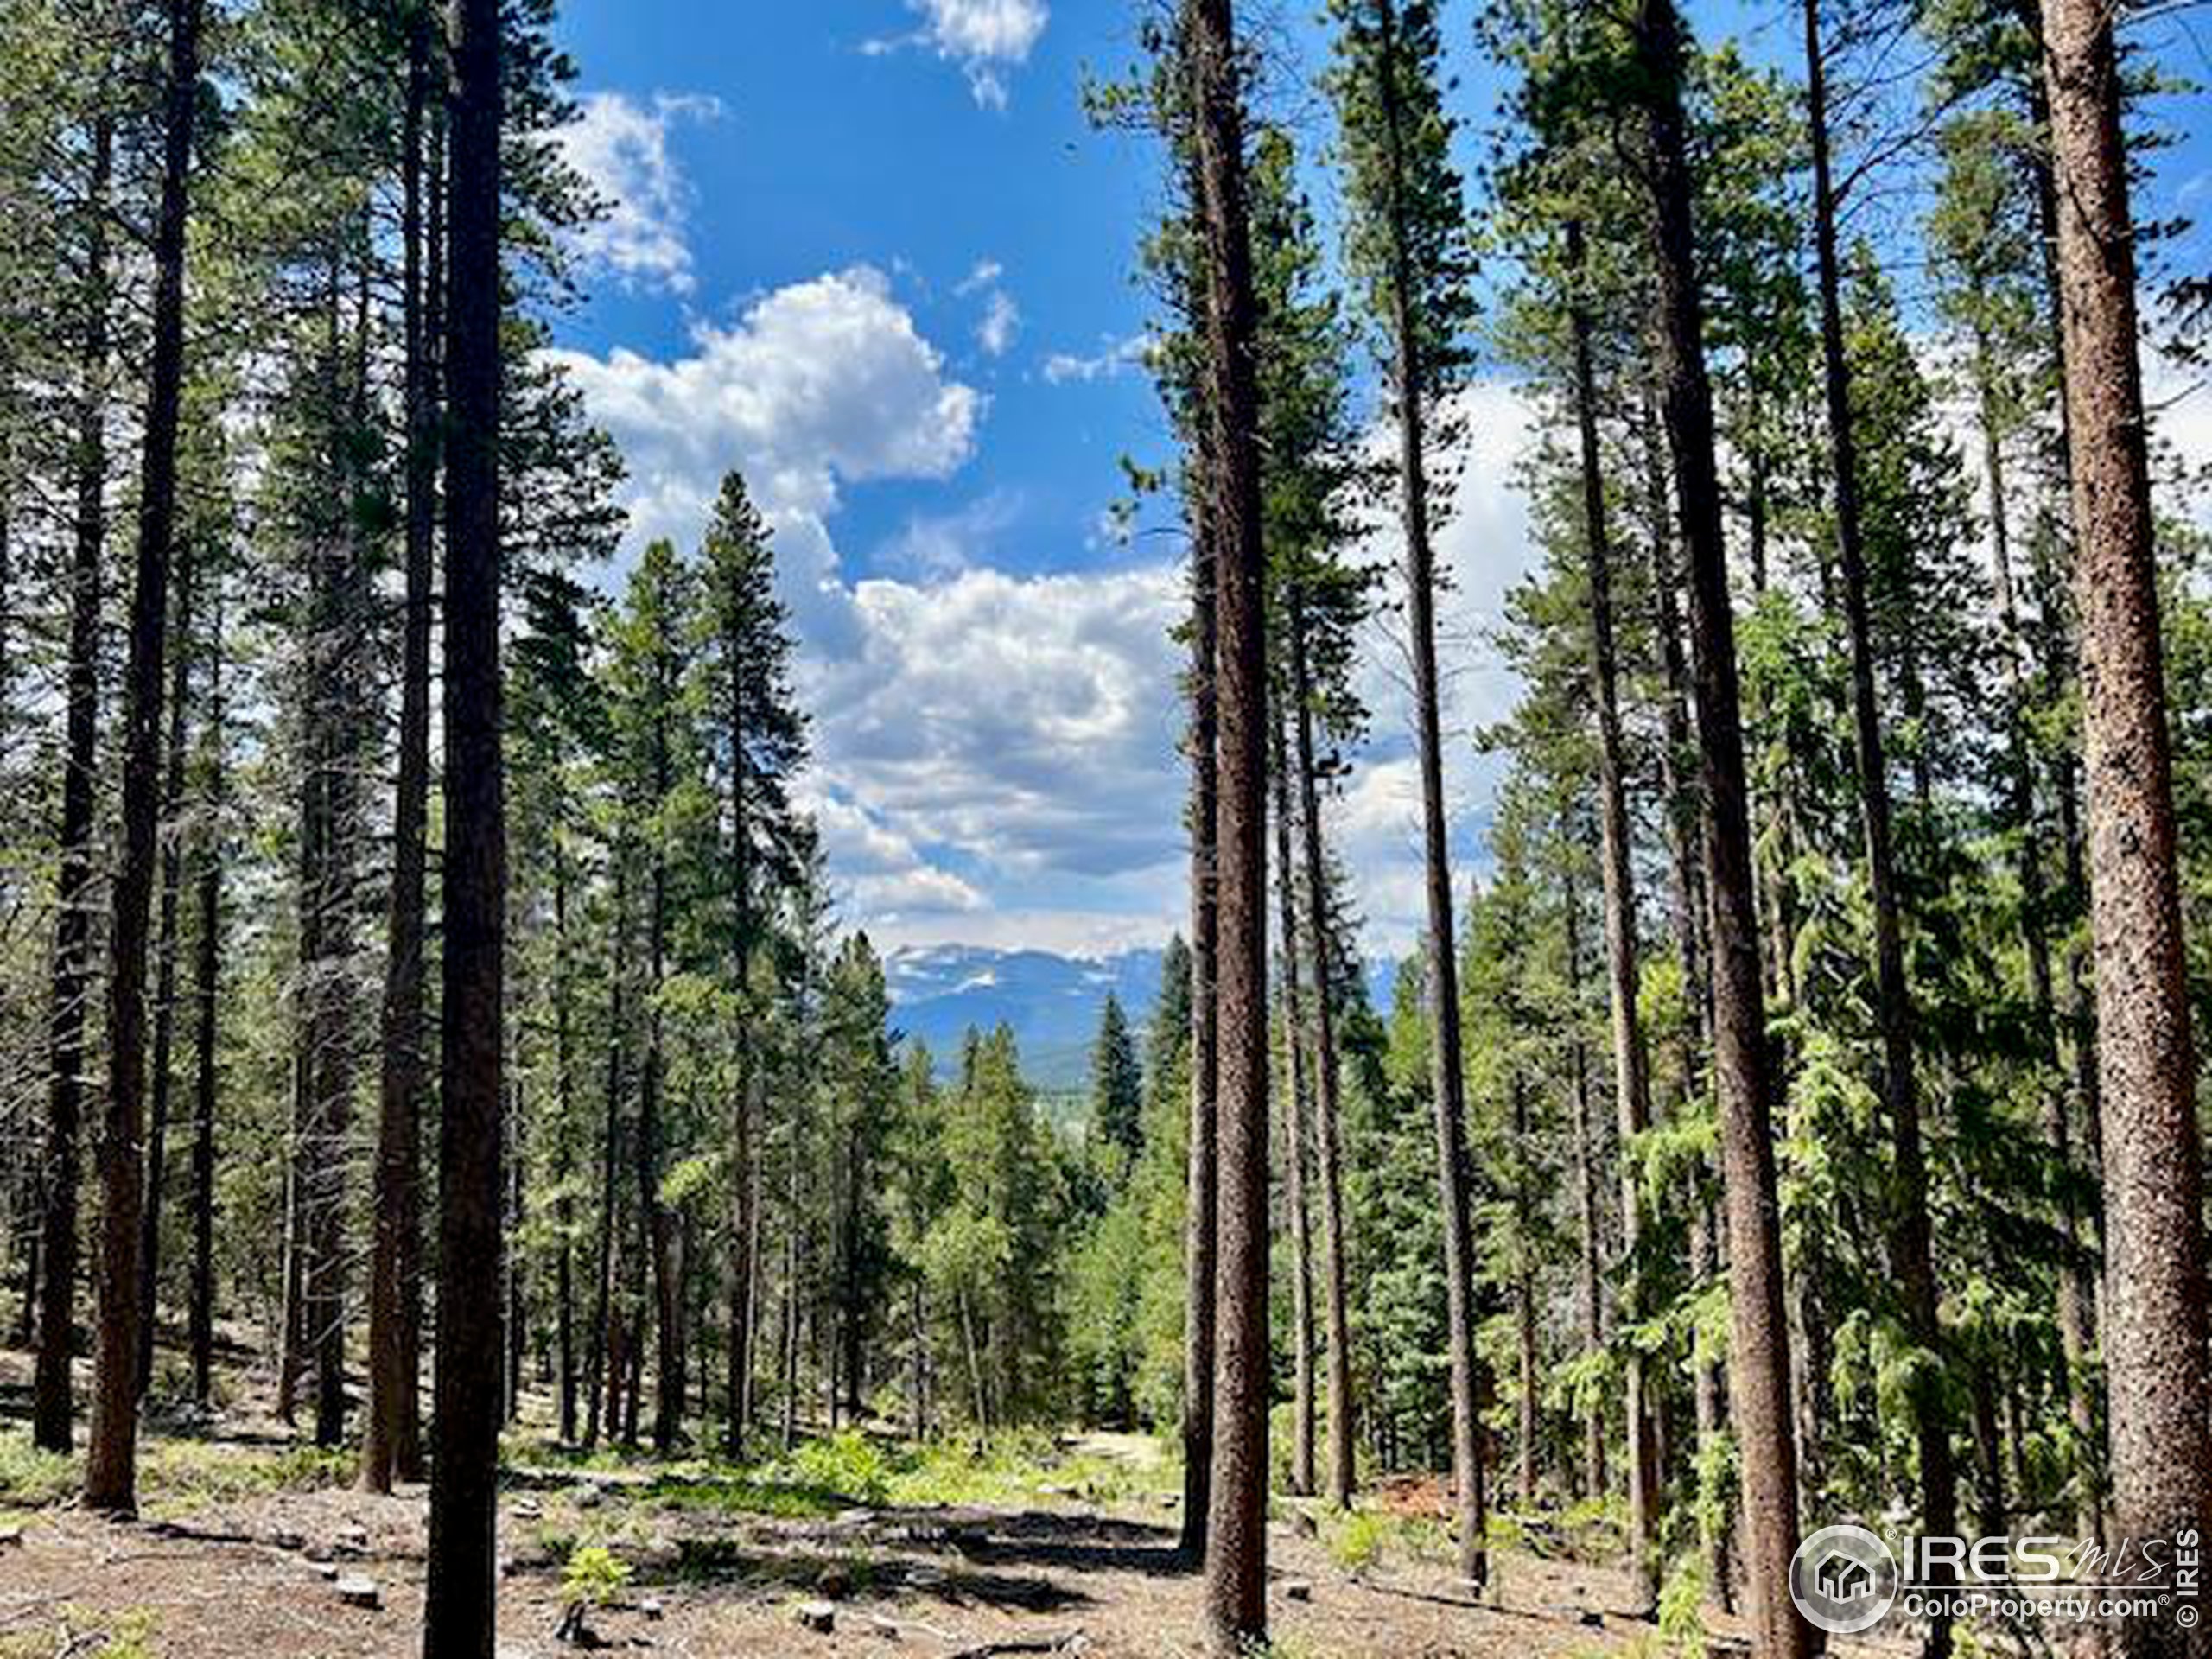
[884,944,1167,1093]
[884,941,1399,1094]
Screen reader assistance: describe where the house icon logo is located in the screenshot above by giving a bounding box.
[1790,1524,1897,1634]
[1817,1552,1871,1601]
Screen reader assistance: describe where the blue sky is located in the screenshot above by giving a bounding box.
[542,0,2212,960]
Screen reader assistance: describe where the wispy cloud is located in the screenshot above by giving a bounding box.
[558,91,721,295]
[1041,332,1151,385]
[865,0,1050,109]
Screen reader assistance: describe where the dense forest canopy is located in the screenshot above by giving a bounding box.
[0,1,2209,1656]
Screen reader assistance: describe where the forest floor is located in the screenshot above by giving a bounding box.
[0,1343,1918,1658]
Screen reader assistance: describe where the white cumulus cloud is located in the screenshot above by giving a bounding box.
[559,91,720,295]
[869,0,1050,108]
[543,265,983,648]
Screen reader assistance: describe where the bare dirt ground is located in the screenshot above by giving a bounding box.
[0,1344,1915,1658]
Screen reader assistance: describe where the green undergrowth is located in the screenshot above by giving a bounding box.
[510,1425,1173,1525]
[0,1428,352,1518]
[0,1605,156,1659]
[1319,1504,1457,1574]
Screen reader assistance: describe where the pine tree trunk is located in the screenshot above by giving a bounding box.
[1565,216,1658,1611]
[137,533,197,1398]
[34,104,112,1458]
[1803,22,1956,1643]
[188,583,223,1409]
[1288,594,1356,1511]
[506,1098,526,1424]
[1978,324,2104,1549]
[365,0,436,1497]
[585,864,627,1451]
[423,0,505,1637]
[1368,0,1487,1589]
[554,851,578,1445]
[726,659,755,1455]
[1688,1193,1735,1611]
[86,0,201,1513]
[1510,1070,1537,1512]
[1561,866,1607,1501]
[1183,1,1271,1645]
[1631,3,1808,1649]
[302,247,357,1459]
[1179,489,1218,1560]
[1642,392,1742,1584]
[2041,5,2212,1652]
[1271,711,1316,1499]
[780,1138,801,1451]
[642,830,680,1452]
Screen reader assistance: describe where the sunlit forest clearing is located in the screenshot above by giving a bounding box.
[2,0,2209,1656]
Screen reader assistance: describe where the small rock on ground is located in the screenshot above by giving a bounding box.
[334,1575,382,1610]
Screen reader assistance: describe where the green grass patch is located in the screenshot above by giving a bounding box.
[0,1433,76,1508]
[0,1605,157,1659]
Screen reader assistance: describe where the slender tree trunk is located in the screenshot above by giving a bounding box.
[780,1154,801,1451]
[1648,393,1747,1583]
[1368,0,1486,1589]
[1179,496,1218,1559]
[188,582,224,1408]
[1510,1068,1538,1512]
[365,1,436,1497]
[1631,4,1808,1650]
[641,830,680,1452]
[1565,216,1658,1611]
[1978,327,2103,1548]
[302,246,358,1459]
[1803,24,1956,1647]
[277,1108,306,1424]
[86,0,202,1513]
[584,864,627,1451]
[1183,1,1271,1645]
[553,851,578,1445]
[726,682,755,1455]
[1271,711,1315,1499]
[34,105,113,1457]
[1561,865,1607,1501]
[137,540,195,1399]
[423,0,505,1637]
[1288,596,1356,1511]
[1688,1192,1736,1611]
[505,1092,526,1424]
[2042,6,2212,1653]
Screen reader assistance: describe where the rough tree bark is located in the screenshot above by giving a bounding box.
[423,0,505,1640]
[1179,488,1218,1560]
[1630,2,1808,1650]
[1182,0,1271,1647]
[2040,3,2212,1654]
[86,0,201,1514]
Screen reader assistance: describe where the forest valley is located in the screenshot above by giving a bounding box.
[0,0,2208,1656]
